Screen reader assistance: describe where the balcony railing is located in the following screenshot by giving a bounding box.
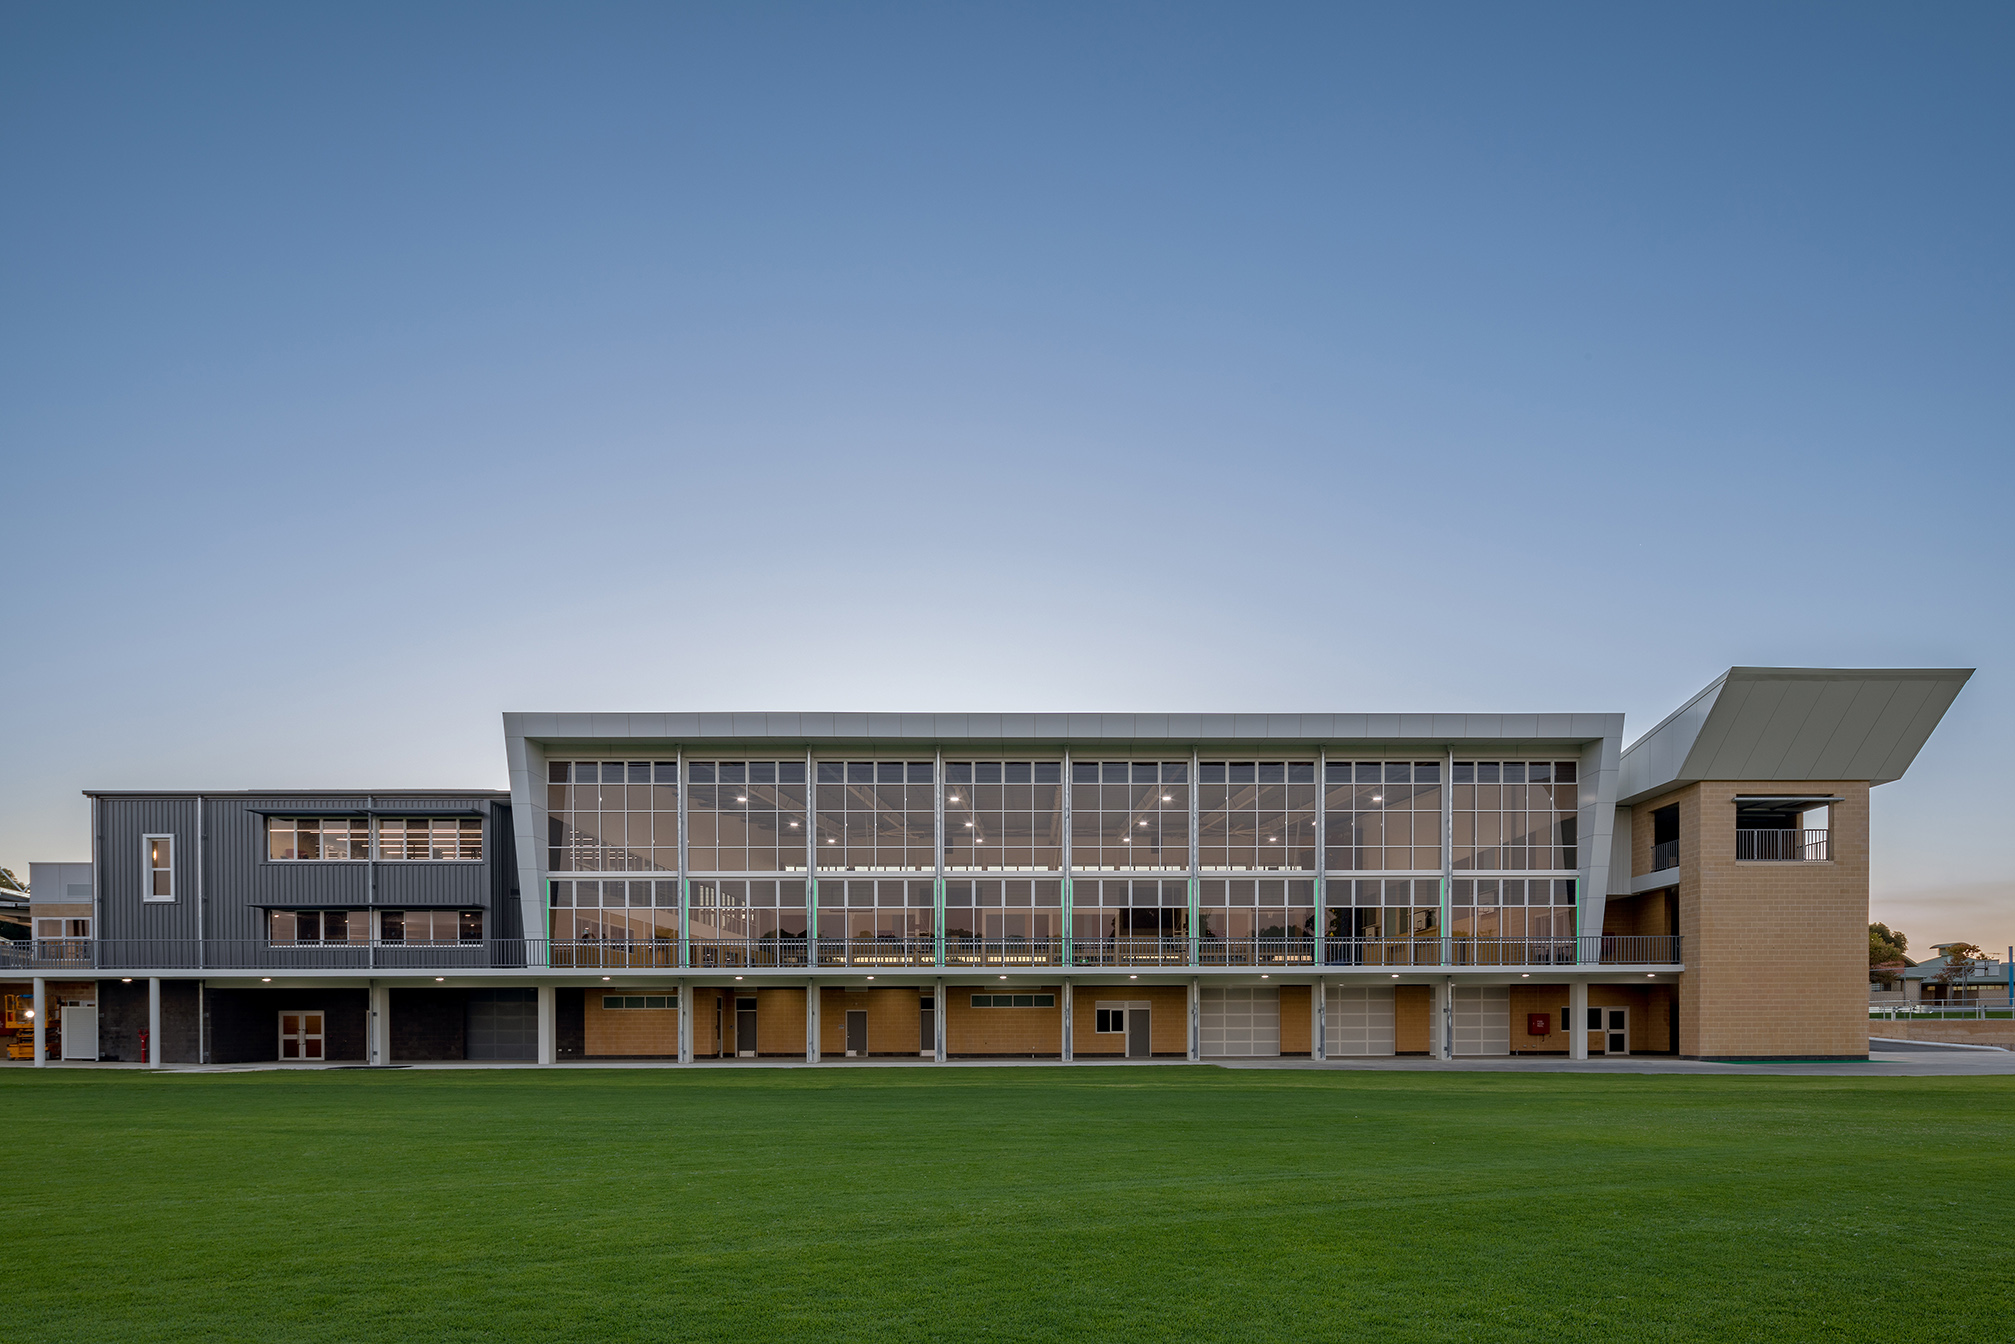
[1735,829,1831,861]
[1651,839,1680,871]
[0,935,1683,974]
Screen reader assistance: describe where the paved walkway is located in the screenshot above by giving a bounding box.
[12,1043,2015,1078]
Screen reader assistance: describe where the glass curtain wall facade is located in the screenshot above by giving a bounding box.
[532,751,1588,966]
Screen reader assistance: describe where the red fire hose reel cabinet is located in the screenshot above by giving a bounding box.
[1528,1013,1551,1037]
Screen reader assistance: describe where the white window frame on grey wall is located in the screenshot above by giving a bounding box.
[143,834,175,902]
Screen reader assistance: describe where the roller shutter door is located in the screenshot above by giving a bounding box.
[1199,987,1280,1057]
[1451,985,1510,1056]
[1325,985,1395,1056]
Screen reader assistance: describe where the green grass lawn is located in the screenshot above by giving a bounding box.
[10,1067,2013,1342]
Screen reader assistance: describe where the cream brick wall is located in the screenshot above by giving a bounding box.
[1070,985,1188,1056]
[1279,985,1311,1055]
[1636,780,1871,1058]
[583,992,679,1056]
[820,987,925,1056]
[947,983,1064,1056]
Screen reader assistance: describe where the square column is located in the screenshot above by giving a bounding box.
[536,985,556,1065]
[1060,980,1073,1062]
[32,976,45,1066]
[1313,977,1326,1062]
[677,979,693,1064]
[1187,978,1200,1062]
[1570,981,1589,1061]
[148,978,162,1069]
[934,977,946,1063]
[806,980,820,1063]
[1433,979,1453,1061]
[368,983,391,1066]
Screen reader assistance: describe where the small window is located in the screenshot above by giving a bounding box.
[969,994,1055,1008]
[1095,1008,1122,1033]
[35,917,91,939]
[144,835,174,901]
[601,994,678,1010]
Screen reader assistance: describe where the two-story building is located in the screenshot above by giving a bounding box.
[4,666,1970,1066]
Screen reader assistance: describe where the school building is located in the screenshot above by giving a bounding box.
[4,666,1971,1066]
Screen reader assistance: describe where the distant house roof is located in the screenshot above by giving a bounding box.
[1904,953,2008,985]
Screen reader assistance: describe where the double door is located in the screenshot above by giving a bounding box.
[1588,1006,1628,1055]
[280,1011,325,1061]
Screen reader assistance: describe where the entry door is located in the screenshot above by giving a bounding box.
[919,994,934,1056]
[280,1011,324,1061]
[61,1005,98,1061]
[736,998,758,1058]
[1126,1008,1151,1059]
[846,1009,868,1057]
[1603,1007,1629,1055]
[714,996,724,1058]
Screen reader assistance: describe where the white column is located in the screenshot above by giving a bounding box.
[934,976,946,1063]
[806,980,820,1063]
[536,985,556,1065]
[32,976,45,1067]
[677,979,692,1064]
[1060,979,1073,1062]
[1187,977,1200,1062]
[368,983,391,1065]
[148,978,162,1069]
[1313,976,1326,1061]
[1570,981,1589,1061]
[1434,978,1453,1061]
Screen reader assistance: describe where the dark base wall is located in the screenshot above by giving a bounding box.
[390,989,468,1061]
[556,987,585,1059]
[94,980,201,1063]
[206,988,367,1063]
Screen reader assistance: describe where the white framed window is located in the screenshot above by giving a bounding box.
[35,917,91,939]
[377,817,483,862]
[143,834,175,901]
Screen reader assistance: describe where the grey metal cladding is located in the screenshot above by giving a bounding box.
[96,797,200,941]
[1618,667,1972,802]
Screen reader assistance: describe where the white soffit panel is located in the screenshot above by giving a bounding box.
[1618,667,1972,804]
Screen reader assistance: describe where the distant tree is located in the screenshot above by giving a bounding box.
[0,867,24,896]
[1869,922,1908,967]
[1935,943,1986,992]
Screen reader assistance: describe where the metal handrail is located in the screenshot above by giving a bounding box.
[1736,829,1831,861]
[1651,839,1680,871]
[0,933,1685,973]
[1870,999,2013,1020]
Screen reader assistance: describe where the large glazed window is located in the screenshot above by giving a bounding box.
[377,817,482,862]
[1451,761,1578,872]
[266,817,369,862]
[550,878,680,942]
[1069,762,1189,871]
[815,761,935,872]
[1197,878,1316,942]
[1448,878,1577,942]
[267,910,370,945]
[547,761,676,873]
[1324,762,1441,872]
[1325,878,1442,939]
[943,762,1063,871]
[1069,877,1188,942]
[380,910,483,944]
[686,878,806,944]
[1198,762,1315,872]
[943,878,1062,944]
[687,761,807,873]
[817,878,936,942]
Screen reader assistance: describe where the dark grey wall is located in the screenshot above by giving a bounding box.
[205,987,366,1063]
[94,794,510,946]
[94,979,201,1062]
[389,988,467,1061]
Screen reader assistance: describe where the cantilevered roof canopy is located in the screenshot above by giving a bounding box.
[1617,667,1972,805]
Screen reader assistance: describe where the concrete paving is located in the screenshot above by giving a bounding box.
[13,1047,2015,1078]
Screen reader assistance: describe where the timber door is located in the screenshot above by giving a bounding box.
[280,1011,325,1061]
[1125,1007,1151,1059]
[736,998,758,1057]
[1602,1007,1629,1055]
[845,1009,868,1057]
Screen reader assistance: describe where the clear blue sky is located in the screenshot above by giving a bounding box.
[2,3,2009,953]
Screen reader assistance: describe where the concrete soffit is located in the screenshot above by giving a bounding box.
[1616,667,1973,805]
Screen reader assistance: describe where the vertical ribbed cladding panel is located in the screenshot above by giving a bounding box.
[490,802,521,938]
[97,797,202,941]
[210,798,373,939]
